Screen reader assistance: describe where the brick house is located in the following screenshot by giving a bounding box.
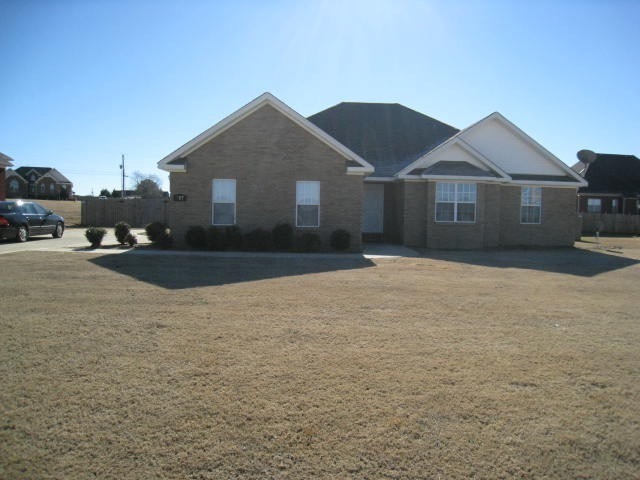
[6,167,73,200]
[0,152,14,200]
[572,153,640,215]
[158,93,586,249]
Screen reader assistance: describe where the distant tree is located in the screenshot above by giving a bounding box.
[132,171,164,199]
[111,189,121,198]
[99,189,112,198]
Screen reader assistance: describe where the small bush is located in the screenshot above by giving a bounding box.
[272,223,294,251]
[206,226,228,251]
[330,229,351,251]
[85,226,107,247]
[185,225,207,249]
[244,228,272,251]
[145,222,167,243]
[114,221,131,245]
[125,232,138,247]
[296,232,322,252]
[145,222,172,249]
[225,225,243,250]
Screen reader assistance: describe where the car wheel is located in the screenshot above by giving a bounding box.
[53,222,64,238]
[16,225,28,242]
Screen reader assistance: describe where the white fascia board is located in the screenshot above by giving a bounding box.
[455,138,511,179]
[158,92,374,173]
[395,131,511,180]
[35,171,61,183]
[488,112,588,185]
[163,164,187,173]
[0,152,14,167]
[510,180,586,187]
[364,176,395,182]
[421,175,505,182]
[398,176,425,183]
[577,192,620,197]
[347,166,375,175]
[5,170,26,182]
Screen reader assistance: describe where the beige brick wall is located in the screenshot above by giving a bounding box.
[424,182,501,249]
[398,181,577,249]
[499,186,578,247]
[402,182,428,247]
[168,104,364,249]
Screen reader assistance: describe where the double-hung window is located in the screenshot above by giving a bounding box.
[587,198,601,213]
[212,179,236,225]
[520,186,542,224]
[435,182,476,223]
[296,181,320,227]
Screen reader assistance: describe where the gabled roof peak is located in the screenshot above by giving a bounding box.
[158,92,374,174]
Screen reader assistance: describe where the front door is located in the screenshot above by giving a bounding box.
[362,183,384,234]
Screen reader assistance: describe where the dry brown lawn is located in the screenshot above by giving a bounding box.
[1,238,639,479]
[38,200,82,226]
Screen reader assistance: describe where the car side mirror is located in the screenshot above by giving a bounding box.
[46,210,53,215]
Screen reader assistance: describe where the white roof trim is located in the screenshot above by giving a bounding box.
[35,171,72,184]
[158,92,374,173]
[485,112,588,186]
[396,134,511,180]
[5,169,26,182]
[510,180,584,187]
[396,111,588,187]
[364,176,396,182]
[421,175,505,182]
[0,152,14,168]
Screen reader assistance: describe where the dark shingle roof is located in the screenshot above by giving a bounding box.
[16,166,51,177]
[578,154,640,195]
[421,161,499,178]
[308,102,459,177]
[14,166,72,184]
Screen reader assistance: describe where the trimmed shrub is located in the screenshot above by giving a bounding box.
[85,226,107,247]
[272,223,294,251]
[145,222,172,249]
[330,229,351,251]
[244,228,272,251]
[296,232,322,252]
[114,221,131,245]
[145,222,167,243]
[225,225,243,250]
[206,226,228,251]
[185,225,207,249]
[125,232,138,247]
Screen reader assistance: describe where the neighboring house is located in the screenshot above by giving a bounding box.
[158,93,586,249]
[0,152,14,200]
[6,166,73,200]
[572,153,640,215]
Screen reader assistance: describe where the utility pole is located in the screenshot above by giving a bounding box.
[119,154,125,198]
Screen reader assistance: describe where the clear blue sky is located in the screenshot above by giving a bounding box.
[1,0,638,196]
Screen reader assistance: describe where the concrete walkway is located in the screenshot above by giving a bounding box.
[0,228,420,259]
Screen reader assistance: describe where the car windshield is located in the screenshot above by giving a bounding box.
[0,202,19,213]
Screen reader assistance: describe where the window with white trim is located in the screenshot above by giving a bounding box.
[587,198,601,213]
[211,179,236,225]
[296,181,320,227]
[435,182,476,223]
[520,186,542,224]
[9,179,19,193]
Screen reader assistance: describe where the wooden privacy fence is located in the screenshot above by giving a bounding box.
[581,213,640,235]
[81,198,169,227]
